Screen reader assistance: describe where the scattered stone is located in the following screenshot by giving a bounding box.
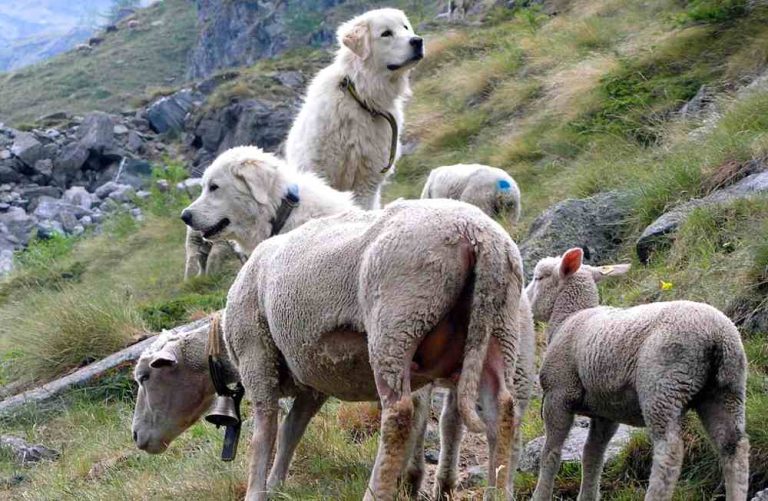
[77,112,115,153]
[520,191,632,278]
[32,158,53,178]
[94,181,122,199]
[0,150,10,160]
[10,132,45,168]
[36,220,65,239]
[636,172,768,264]
[63,186,95,211]
[108,185,136,202]
[0,435,60,465]
[147,89,201,134]
[113,124,129,135]
[33,196,91,221]
[519,423,636,473]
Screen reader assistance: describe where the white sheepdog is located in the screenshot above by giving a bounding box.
[285,8,424,209]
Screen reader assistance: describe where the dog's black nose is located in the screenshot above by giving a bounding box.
[180,210,193,226]
[410,37,423,50]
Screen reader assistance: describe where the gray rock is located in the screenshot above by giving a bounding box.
[636,172,768,264]
[21,185,63,205]
[0,249,13,276]
[0,435,59,465]
[424,448,439,465]
[33,196,91,221]
[176,177,202,195]
[752,488,768,501]
[53,142,90,184]
[195,118,223,152]
[147,89,200,134]
[108,185,136,202]
[0,207,36,247]
[274,70,304,89]
[33,158,53,178]
[679,85,716,118]
[0,165,22,184]
[126,131,143,152]
[94,181,122,199]
[36,220,65,239]
[155,179,169,192]
[0,150,11,160]
[520,423,636,473]
[10,132,45,168]
[113,124,129,135]
[520,191,632,278]
[114,158,152,189]
[71,224,85,236]
[77,112,115,153]
[63,186,94,211]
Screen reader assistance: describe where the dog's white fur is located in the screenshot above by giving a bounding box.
[181,146,357,255]
[285,8,423,209]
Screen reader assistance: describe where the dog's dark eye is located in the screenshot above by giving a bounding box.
[209,184,219,192]
[381,30,393,37]
[404,25,409,30]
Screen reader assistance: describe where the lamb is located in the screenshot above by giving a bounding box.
[526,247,749,501]
[177,147,524,500]
[421,164,521,226]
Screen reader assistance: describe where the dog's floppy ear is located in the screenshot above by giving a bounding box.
[231,159,276,206]
[339,19,370,59]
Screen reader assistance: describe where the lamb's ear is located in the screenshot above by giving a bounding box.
[340,20,370,59]
[589,263,631,283]
[232,159,274,206]
[559,247,583,279]
[149,348,178,369]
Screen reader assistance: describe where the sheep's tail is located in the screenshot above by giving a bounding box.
[457,234,523,433]
[713,320,748,392]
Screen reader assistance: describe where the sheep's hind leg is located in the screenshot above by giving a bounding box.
[695,392,749,501]
[400,384,430,498]
[434,388,463,500]
[577,417,619,501]
[645,416,684,501]
[266,390,328,492]
[531,394,575,501]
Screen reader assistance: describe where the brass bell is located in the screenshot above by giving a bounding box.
[205,395,240,427]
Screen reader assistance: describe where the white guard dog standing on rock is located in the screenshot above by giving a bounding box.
[178,146,525,501]
[285,8,424,210]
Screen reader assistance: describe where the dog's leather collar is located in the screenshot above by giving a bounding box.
[340,76,398,174]
[270,184,300,237]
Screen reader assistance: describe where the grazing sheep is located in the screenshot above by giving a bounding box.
[285,9,424,209]
[179,147,524,500]
[421,164,521,226]
[75,44,93,54]
[183,227,247,280]
[526,247,749,501]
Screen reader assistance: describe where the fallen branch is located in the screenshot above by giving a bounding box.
[0,318,210,418]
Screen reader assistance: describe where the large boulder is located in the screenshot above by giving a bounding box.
[77,112,115,153]
[0,207,36,247]
[636,171,768,264]
[114,158,153,189]
[0,164,22,184]
[10,132,45,169]
[519,417,637,473]
[147,89,202,134]
[53,142,90,186]
[520,191,632,277]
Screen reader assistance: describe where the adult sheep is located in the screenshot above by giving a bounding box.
[285,8,423,209]
[172,145,525,500]
[421,164,521,227]
[526,247,749,501]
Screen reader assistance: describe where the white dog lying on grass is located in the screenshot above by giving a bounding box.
[285,8,424,209]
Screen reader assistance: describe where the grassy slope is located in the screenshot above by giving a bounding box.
[2,0,768,499]
[0,0,197,125]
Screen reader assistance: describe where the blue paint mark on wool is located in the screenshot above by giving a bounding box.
[497,179,512,191]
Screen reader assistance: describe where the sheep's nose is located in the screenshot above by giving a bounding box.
[410,36,423,50]
[180,210,193,226]
[133,430,138,443]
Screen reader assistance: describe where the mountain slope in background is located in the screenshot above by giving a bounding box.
[0,0,158,72]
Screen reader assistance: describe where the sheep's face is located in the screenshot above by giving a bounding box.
[132,344,215,454]
[526,256,562,322]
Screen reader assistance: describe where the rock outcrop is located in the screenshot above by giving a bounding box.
[519,191,632,277]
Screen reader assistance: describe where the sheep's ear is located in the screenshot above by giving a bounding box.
[590,263,631,283]
[149,349,178,369]
[340,21,370,59]
[559,247,583,279]
[232,159,274,206]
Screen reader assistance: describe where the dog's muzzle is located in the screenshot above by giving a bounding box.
[202,218,231,239]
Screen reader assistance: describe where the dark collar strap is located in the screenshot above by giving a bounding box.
[270,184,300,237]
[340,76,398,174]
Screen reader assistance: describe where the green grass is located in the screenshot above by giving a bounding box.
[0,0,197,124]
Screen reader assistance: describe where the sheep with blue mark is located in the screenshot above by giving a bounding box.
[421,164,521,226]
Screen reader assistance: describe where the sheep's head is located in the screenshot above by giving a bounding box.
[526,247,630,324]
[131,333,216,454]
